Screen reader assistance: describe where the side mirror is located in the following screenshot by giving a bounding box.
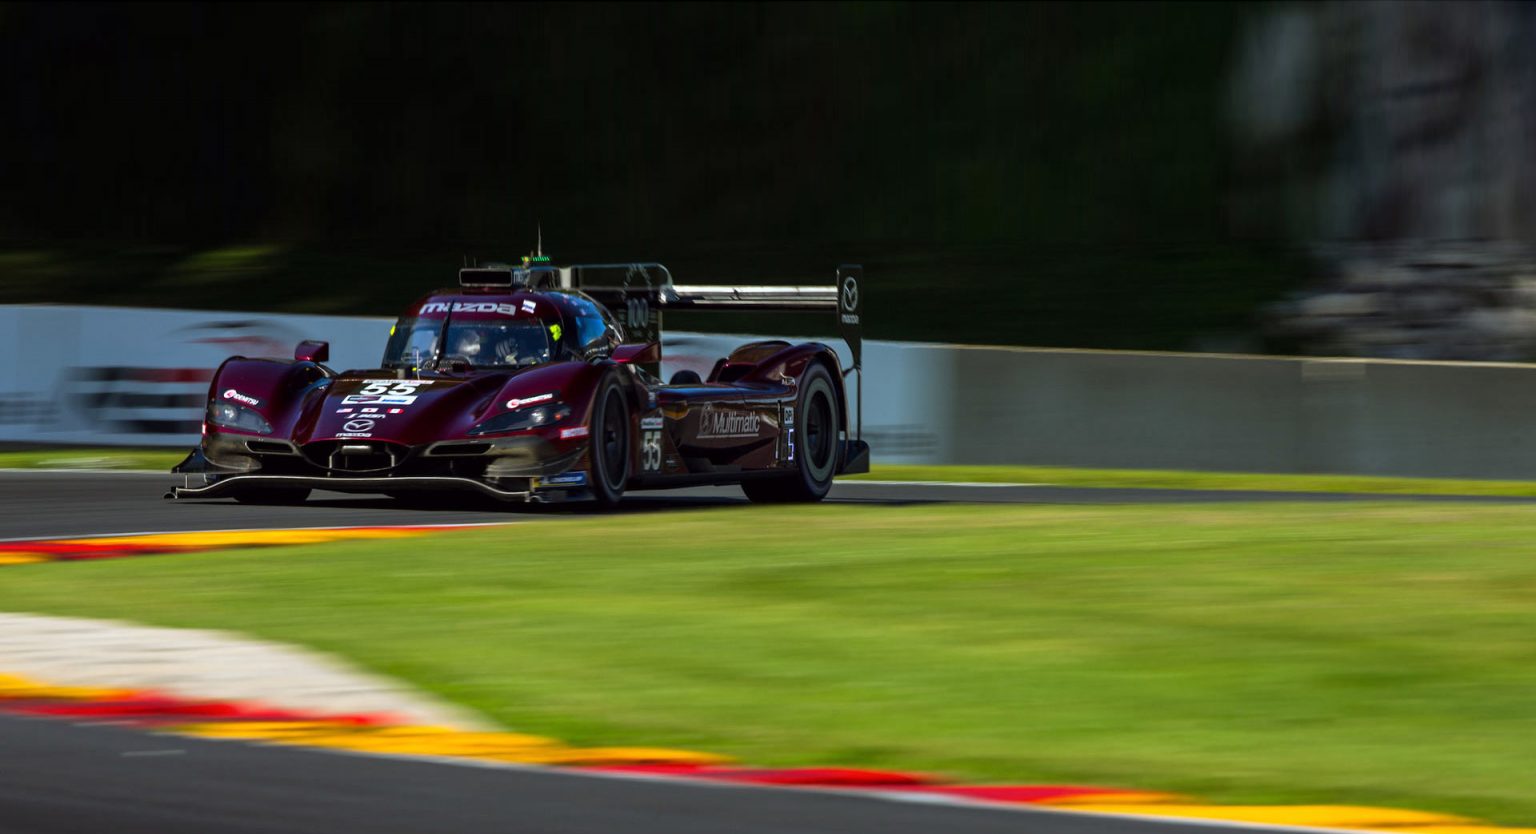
[295,340,330,363]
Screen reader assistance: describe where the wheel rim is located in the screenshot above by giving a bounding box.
[601,389,625,489]
[805,388,834,477]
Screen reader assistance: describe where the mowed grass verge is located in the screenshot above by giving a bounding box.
[8,448,1536,498]
[850,464,1536,497]
[1,503,1533,823]
[0,448,185,471]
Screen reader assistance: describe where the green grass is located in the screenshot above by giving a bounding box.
[852,464,1536,497]
[0,448,186,471]
[1,503,1534,824]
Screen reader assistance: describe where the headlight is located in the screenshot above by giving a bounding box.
[468,402,571,436]
[208,401,273,434]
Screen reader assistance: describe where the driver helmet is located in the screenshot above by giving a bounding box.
[453,328,485,358]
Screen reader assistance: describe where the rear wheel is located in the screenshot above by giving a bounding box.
[742,362,839,503]
[232,487,312,505]
[588,374,631,507]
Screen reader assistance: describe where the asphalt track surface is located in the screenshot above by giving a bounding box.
[2,469,1532,540]
[0,712,1300,834]
[2,470,1525,834]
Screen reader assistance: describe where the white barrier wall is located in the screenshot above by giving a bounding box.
[9,305,1534,479]
[0,306,948,463]
[0,306,393,446]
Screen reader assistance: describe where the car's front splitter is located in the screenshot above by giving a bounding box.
[166,474,536,502]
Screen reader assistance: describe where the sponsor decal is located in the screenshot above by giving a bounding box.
[544,472,588,486]
[419,301,527,316]
[388,408,403,414]
[841,274,859,312]
[343,419,376,432]
[222,389,261,407]
[335,431,372,438]
[697,403,761,439]
[640,416,664,430]
[361,407,379,413]
[505,392,555,410]
[559,426,590,439]
[521,300,537,314]
[336,407,354,414]
[343,394,418,405]
[549,323,562,341]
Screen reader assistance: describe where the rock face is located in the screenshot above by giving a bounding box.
[1266,242,1536,361]
[1232,3,1536,360]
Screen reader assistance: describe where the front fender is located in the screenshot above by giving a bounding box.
[482,360,615,433]
[206,357,332,439]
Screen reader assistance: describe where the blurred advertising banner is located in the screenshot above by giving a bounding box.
[0,306,392,447]
[0,306,949,463]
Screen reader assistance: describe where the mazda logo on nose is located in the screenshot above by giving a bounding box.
[343,419,375,432]
[841,275,859,312]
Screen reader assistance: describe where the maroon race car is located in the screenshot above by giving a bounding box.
[168,257,869,506]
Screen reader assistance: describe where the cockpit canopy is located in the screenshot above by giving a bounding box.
[383,317,554,369]
[381,290,622,370]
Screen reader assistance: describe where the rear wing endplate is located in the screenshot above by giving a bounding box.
[567,263,864,440]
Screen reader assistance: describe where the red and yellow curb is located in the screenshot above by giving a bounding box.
[0,525,475,567]
[2,671,1529,833]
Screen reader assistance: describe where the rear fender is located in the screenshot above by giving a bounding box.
[737,342,848,432]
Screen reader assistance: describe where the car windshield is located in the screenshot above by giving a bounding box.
[382,317,554,369]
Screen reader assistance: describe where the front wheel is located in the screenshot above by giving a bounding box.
[742,362,839,503]
[588,374,631,507]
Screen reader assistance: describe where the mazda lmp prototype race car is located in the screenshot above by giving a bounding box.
[169,258,869,506]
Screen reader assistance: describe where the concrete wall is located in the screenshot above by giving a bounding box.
[949,345,1536,479]
[6,304,1536,479]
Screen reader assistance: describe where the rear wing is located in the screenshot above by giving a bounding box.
[566,263,864,440]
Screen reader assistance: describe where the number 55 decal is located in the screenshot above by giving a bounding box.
[360,380,431,397]
[642,430,662,471]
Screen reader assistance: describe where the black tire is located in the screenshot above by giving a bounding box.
[742,362,839,503]
[588,373,631,507]
[669,370,702,385]
[232,487,312,505]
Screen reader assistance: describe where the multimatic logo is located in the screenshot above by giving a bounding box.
[697,404,761,439]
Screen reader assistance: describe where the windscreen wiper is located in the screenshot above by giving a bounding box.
[430,301,456,370]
